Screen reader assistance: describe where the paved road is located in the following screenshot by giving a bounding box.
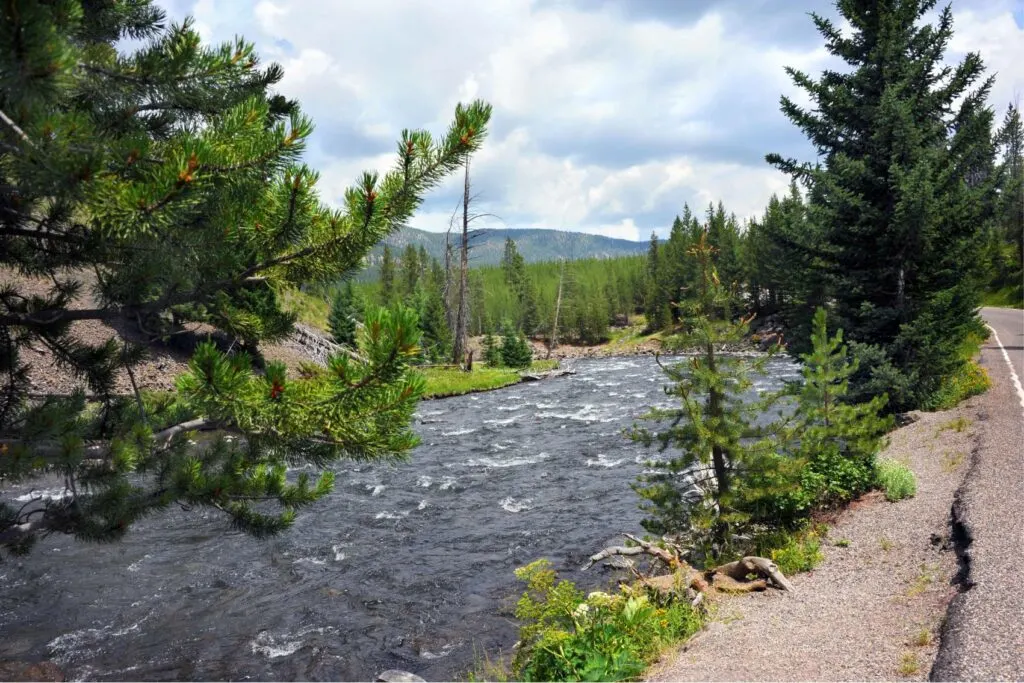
[932,307,1024,681]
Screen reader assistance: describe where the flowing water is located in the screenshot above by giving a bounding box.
[0,355,799,681]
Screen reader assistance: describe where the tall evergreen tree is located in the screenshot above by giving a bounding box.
[644,232,670,332]
[0,1,491,554]
[400,243,421,298]
[499,237,539,334]
[991,103,1023,294]
[328,281,358,347]
[767,0,998,410]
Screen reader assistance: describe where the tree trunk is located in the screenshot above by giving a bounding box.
[546,259,565,359]
[452,156,470,367]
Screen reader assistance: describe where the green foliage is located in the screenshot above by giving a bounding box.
[767,2,998,411]
[511,559,703,682]
[753,525,825,576]
[874,460,918,502]
[981,285,1024,309]
[787,308,893,510]
[420,366,520,399]
[500,324,533,369]
[0,0,492,555]
[379,244,396,306]
[921,330,991,411]
[483,332,503,367]
[328,281,358,347]
[631,230,784,563]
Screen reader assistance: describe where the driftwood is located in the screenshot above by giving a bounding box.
[711,574,768,593]
[711,556,795,592]
[584,534,794,600]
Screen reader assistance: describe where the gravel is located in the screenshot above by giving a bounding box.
[647,403,979,681]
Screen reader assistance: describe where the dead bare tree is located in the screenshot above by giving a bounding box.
[444,156,506,369]
[452,155,471,367]
[546,258,565,359]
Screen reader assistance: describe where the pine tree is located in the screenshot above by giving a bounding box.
[499,237,539,335]
[630,231,781,563]
[767,1,998,410]
[400,243,421,298]
[417,258,452,363]
[328,281,358,347]
[0,1,491,555]
[483,332,503,367]
[786,308,894,511]
[644,232,670,332]
[991,104,1023,296]
[379,244,396,306]
[500,323,533,369]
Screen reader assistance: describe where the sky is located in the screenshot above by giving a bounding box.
[156,0,1024,242]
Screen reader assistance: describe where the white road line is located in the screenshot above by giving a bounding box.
[986,324,1024,413]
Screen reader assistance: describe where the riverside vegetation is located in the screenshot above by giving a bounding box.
[0,1,1018,682]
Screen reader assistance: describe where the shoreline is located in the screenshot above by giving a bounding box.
[645,397,979,680]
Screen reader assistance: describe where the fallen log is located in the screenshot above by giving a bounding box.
[711,556,794,592]
[581,545,645,570]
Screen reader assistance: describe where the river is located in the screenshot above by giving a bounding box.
[0,355,799,681]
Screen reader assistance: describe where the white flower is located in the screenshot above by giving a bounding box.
[572,602,591,620]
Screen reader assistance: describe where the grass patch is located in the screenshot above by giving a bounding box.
[981,284,1024,309]
[936,416,970,435]
[834,538,851,548]
[941,450,966,473]
[604,318,662,354]
[911,628,933,647]
[906,563,938,597]
[280,287,330,331]
[754,525,825,576]
[923,330,991,411]
[898,651,921,677]
[879,537,894,552]
[421,360,559,399]
[529,358,560,372]
[875,459,917,502]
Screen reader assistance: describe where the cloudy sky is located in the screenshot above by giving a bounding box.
[157,0,1024,242]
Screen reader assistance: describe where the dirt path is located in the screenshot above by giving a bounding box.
[647,402,979,681]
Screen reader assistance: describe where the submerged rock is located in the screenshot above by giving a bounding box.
[375,670,426,682]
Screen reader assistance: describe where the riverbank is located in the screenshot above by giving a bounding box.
[420,360,560,399]
[645,398,979,680]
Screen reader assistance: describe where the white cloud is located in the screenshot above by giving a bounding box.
[170,0,1023,239]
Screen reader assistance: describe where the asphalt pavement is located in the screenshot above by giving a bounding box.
[931,306,1024,681]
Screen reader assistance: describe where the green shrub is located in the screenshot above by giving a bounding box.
[753,526,825,576]
[500,326,533,369]
[483,332,503,367]
[511,559,703,682]
[923,359,990,411]
[874,459,917,501]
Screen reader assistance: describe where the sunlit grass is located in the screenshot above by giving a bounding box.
[421,360,560,399]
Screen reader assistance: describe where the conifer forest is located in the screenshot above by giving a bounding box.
[0,1,1021,681]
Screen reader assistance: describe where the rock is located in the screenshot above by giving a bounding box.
[602,555,635,570]
[375,670,426,682]
[0,661,65,682]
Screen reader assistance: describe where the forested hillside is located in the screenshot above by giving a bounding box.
[365,226,648,272]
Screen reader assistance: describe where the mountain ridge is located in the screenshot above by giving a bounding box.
[368,226,647,268]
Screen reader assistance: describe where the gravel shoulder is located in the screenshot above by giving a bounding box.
[647,401,980,681]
